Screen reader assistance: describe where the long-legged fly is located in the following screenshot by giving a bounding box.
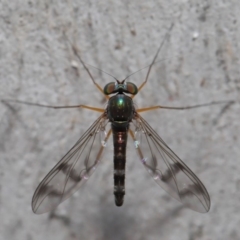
[2,24,234,214]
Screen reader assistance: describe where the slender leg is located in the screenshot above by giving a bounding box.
[96,129,112,159]
[137,100,235,113]
[64,34,109,100]
[1,99,105,113]
[129,129,145,160]
[131,23,174,99]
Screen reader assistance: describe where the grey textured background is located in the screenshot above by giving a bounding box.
[0,1,240,240]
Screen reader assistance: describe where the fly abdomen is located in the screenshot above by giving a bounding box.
[114,154,125,206]
[112,125,128,207]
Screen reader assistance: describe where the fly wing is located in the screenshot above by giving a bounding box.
[130,114,210,213]
[32,114,110,214]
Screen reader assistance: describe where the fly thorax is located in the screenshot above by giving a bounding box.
[107,94,134,123]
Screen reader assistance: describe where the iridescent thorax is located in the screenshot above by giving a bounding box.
[104,81,138,124]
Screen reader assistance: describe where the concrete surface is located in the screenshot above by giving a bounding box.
[0,0,240,240]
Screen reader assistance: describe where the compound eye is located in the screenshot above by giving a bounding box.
[104,82,116,95]
[126,82,138,95]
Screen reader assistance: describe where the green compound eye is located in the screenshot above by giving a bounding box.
[104,82,116,95]
[103,82,138,95]
[125,82,138,95]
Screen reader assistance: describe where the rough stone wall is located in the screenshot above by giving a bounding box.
[0,1,239,240]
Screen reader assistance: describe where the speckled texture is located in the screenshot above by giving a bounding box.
[0,1,240,240]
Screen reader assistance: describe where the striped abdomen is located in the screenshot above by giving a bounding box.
[112,124,128,206]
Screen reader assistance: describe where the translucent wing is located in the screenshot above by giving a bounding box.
[32,114,110,214]
[130,114,210,213]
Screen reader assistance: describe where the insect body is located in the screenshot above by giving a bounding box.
[105,81,138,206]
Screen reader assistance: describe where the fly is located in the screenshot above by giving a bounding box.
[2,24,234,214]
